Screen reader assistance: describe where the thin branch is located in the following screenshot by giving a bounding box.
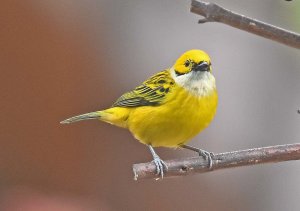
[190,0,300,49]
[133,143,300,180]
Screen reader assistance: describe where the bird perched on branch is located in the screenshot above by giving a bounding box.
[61,49,218,178]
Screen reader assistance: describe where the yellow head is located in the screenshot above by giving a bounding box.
[170,49,216,97]
[172,49,212,75]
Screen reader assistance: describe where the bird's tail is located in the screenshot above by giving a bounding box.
[60,111,101,124]
[60,107,130,128]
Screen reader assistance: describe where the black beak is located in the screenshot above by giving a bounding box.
[193,62,209,72]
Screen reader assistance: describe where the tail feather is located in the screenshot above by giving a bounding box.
[60,111,101,124]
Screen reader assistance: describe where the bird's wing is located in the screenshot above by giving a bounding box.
[112,70,175,107]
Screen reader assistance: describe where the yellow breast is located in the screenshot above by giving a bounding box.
[127,84,218,147]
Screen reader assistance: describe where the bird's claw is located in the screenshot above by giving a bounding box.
[152,155,168,178]
[197,149,214,169]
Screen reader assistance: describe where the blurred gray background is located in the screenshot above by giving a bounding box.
[0,0,299,210]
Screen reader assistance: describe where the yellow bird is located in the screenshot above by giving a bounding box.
[61,49,218,177]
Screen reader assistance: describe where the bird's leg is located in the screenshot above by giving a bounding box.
[148,145,168,178]
[180,144,214,169]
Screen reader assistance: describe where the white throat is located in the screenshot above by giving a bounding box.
[170,68,216,97]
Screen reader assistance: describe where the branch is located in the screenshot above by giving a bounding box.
[190,0,300,49]
[132,143,300,180]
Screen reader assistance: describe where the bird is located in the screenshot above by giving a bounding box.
[60,49,218,178]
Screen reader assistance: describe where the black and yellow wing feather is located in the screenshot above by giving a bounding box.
[112,70,175,107]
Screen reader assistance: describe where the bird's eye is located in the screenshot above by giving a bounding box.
[184,61,190,67]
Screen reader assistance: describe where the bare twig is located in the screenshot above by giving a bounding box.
[190,0,300,49]
[133,143,300,180]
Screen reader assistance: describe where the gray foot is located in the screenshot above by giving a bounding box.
[148,145,168,178]
[197,149,214,169]
[152,154,168,178]
[181,144,214,169]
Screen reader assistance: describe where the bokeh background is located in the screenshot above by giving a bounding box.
[1,0,300,210]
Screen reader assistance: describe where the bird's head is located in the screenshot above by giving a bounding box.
[171,49,216,96]
[172,49,211,75]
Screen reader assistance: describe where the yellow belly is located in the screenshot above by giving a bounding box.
[126,86,218,147]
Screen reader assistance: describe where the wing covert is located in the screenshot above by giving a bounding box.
[112,70,174,107]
